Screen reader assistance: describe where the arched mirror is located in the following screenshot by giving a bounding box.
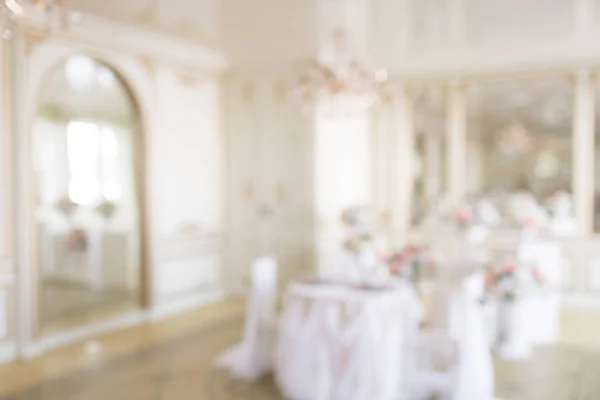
[33,55,144,333]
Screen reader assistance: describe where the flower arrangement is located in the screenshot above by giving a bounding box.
[343,233,380,257]
[455,205,475,229]
[341,207,381,259]
[341,207,388,283]
[485,259,546,302]
[455,197,502,229]
[385,245,431,283]
[55,195,78,217]
[507,191,549,229]
[65,228,88,252]
[546,191,573,219]
[96,199,117,219]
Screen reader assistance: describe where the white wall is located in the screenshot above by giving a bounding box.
[314,112,371,276]
[223,66,315,291]
[151,65,223,300]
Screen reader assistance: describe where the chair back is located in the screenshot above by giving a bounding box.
[251,256,278,293]
[220,256,278,381]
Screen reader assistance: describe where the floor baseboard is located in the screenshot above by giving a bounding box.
[148,288,226,322]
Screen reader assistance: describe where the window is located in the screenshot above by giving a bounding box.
[67,121,121,205]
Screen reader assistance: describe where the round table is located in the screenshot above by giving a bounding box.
[274,281,422,400]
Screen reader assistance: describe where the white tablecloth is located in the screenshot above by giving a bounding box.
[275,281,422,400]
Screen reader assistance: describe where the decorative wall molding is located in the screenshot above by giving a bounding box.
[21,310,148,360]
[157,231,222,264]
[136,55,156,77]
[22,27,48,56]
[149,287,225,322]
[0,342,16,365]
[0,268,15,288]
[563,295,600,309]
[242,182,254,202]
[390,38,600,80]
[241,82,255,102]
[177,73,203,87]
[17,12,228,74]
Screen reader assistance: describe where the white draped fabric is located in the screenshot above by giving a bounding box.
[275,282,422,400]
[217,257,278,381]
[451,274,496,400]
[427,259,496,400]
[518,240,562,345]
[484,239,562,353]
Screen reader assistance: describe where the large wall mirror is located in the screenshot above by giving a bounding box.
[466,78,573,207]
[33,55,143,333]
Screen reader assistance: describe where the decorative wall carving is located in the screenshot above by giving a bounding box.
[274,80,287,102]
[242,82,254,102]
[177,73,203,86]
[158,229,221,264]
[137,55,156,77]
[243,182,254,202]
[23,27,48,56]
[276,183,287,205]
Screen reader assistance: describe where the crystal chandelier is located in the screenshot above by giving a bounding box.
[1,0,81,40]
[292,28,388,113]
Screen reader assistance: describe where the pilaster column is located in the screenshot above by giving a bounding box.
[445,81,467,207]
[391,85,414,246]
[572,69,595,236]
[8,26,34,357]
[314,108,371,276]
[424,133,442,208]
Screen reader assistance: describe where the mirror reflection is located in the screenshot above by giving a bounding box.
[466,79,573,199]
[34,55,142,332]
[465,79,574,235]
[412,88,446,225]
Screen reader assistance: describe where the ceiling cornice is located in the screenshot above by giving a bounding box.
[18,12,229,75]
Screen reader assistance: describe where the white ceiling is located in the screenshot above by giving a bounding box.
[70,0,221,47]
[69,0,599,68]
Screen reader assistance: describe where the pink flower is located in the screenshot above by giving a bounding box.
[390,256,406,275]
[533,267,546,283]
[457,207,473,223]
[521,217,536,228]
[485,270,496,286]
[505,261,517,275]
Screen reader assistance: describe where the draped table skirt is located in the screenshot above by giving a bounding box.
[274,282,422,400]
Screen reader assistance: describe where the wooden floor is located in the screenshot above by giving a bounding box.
[1,299,600,399]
[41,280,138,332]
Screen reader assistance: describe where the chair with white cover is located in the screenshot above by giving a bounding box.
[417,262,496,399]
[217,256,278,381]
